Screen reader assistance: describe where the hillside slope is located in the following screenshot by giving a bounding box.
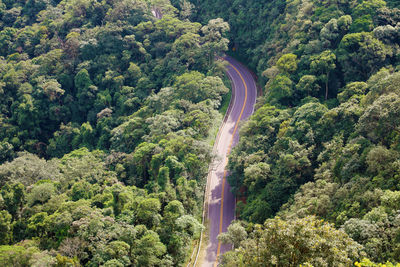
[0,0,231,266]
[186,0,400,265]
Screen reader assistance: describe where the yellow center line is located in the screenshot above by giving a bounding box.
[214,61,248,267]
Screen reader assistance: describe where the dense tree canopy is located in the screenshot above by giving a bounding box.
[3,0,400,265]
[220,216,363,267]
[0,0,230,265]
[189,0,400,265]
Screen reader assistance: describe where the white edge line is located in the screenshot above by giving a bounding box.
[191,57,237,267]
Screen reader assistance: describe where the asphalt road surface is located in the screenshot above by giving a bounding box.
[202,56,257,266]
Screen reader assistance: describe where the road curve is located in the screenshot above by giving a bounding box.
[149,10,257,267]
[201,56,257,266]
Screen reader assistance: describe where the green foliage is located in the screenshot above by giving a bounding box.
[310,50,336,100]
[0,0,230,265]
[0,152,61,186]
[0,211,12,245]
[221,216,363,266]
[70,181,93,201]
[296,75,320,97]
[0,183,25,219]
[265,74,293,106]
[27,182,56,207]
[217,221,247,249]
[353,0,387,18]
[276,53,298,74]
[338,82,367,103]
[350,15,374,33]
[136,198,162,228]
[133,228,167,266]
[208,0,400,263]
[0,244,39,267]
[358,92,400,143]
[174,71,228,104]
[338,32,390,82]
[3,0,400,264]
[356,258,400,267]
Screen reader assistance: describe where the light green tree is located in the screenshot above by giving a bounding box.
[310,50,336,100]
[218,221,247,248]
[276,53,298,74]
[221,216,363,267]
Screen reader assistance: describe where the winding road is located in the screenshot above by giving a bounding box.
[200,56,257,266]
[151,8,257,267]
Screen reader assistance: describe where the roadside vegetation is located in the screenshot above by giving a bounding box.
[3,0,400,265]
[0,0,230,265]
[189,0,400,265]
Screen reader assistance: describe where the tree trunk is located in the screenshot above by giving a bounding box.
[325,72,329,100]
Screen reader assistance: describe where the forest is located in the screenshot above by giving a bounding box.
[189,0,400,266]
[2,0,400,266]
[0,0,230,266]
